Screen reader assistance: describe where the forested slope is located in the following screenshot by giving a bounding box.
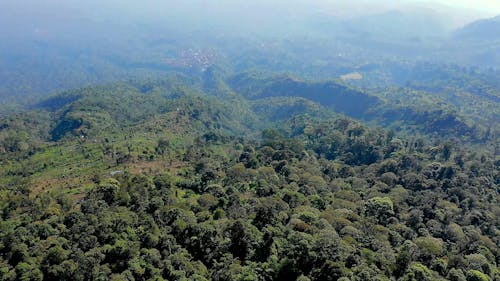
[0,77,498,280]
[227,73,489,141]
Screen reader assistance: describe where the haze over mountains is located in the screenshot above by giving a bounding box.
[0,0,499,104]
[454,15,500,40]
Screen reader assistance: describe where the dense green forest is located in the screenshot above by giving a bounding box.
[0,74,498,280]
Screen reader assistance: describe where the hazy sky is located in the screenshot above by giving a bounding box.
[1,0,498,30]
[312,0,500,17]
[3,0,500,16]
[318,0,500,14]
[424,0,500,13]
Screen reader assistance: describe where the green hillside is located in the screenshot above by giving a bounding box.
[0,76,498,280]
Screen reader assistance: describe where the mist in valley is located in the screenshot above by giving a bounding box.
[0,0,499,103]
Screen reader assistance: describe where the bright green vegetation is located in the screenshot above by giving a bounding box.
[0,73,498,280]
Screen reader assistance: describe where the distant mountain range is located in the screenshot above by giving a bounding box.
[453,15,500,41]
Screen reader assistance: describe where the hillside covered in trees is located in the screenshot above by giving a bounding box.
[0,74,498,281]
